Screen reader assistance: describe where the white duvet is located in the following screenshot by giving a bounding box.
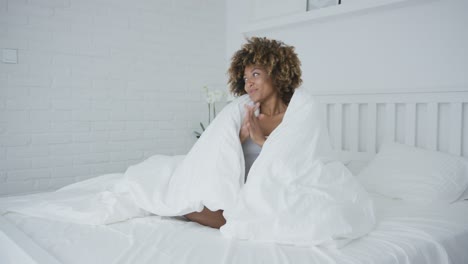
[1,88,375,247]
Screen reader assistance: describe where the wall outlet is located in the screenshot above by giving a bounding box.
[2,49,18,64]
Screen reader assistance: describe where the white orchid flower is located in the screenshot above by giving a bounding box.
[203,87,226,104]
[195,85,228,138]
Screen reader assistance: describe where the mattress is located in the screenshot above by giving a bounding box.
[1,194,467,264]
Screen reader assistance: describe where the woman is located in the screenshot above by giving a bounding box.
[185,37,302,229]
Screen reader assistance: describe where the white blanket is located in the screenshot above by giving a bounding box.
[1,88,375,247]
[218,88,375,246]
[0,174,148,225]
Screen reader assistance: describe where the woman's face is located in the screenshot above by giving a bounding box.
[243,65,277,103]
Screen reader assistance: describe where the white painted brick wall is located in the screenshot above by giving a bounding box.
[0,0,227,196]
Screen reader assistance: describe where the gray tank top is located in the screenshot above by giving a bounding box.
[242,138,262,181]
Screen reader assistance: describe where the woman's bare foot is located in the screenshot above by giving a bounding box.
[184,207,226,229]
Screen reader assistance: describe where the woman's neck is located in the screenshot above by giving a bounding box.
[259,96,287,116]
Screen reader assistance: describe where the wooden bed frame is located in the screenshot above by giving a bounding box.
[313,88,468,164]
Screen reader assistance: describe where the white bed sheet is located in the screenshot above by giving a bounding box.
[1,194,467,264]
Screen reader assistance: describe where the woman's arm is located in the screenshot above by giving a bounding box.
[184,207,226,229]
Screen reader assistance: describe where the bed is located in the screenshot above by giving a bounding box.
[1,88,468,264]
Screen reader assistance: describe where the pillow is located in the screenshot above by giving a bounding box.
[357,142,468,203]
[345,160,368,176]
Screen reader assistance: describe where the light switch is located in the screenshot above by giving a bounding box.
[2,49,18,64]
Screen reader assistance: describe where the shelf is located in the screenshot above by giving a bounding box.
[242,0,425,35]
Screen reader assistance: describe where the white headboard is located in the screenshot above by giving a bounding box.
[312,89,468,163]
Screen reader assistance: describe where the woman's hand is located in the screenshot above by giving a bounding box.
[243,103,266,146]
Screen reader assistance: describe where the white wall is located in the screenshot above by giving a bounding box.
[226,0,468,93]
[0,0,226,196]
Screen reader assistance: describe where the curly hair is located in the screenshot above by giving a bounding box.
[228,37,302,105]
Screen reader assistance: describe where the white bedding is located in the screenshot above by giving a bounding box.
[0,88,375,247]
[123,87,374,246]
[1,194,467,264]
